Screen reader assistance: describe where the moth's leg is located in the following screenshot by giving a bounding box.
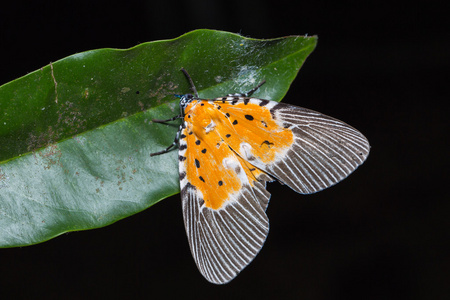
[152,114,182,123]
[150,124,183,157]
[227,80,266,97]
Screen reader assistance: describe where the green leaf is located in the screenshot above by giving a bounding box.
[0,29,317,247]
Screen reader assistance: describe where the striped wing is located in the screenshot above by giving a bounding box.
[213,97,370,194]
[266,101,370,193]
[178,106,273,284]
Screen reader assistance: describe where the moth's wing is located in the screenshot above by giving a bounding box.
[239,157,274,212]
[178,119,272,284]
[214,98,370,194]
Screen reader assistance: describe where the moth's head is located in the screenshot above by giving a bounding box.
[176,93,195,113]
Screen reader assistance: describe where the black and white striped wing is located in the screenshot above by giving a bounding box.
[225,100,370,194]
[178,124,272,284]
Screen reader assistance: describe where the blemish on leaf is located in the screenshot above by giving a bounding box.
[50,62,58,104]
[35,144,63,169]
[83,88,89,99]
[0,168,9,189]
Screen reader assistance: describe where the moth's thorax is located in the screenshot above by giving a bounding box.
[183,100,221,134]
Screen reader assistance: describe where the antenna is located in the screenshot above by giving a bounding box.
[180,67,199,97]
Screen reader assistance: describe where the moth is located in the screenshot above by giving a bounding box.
[151,68,370,284]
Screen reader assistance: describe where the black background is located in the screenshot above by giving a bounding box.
[1,1,448,299]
